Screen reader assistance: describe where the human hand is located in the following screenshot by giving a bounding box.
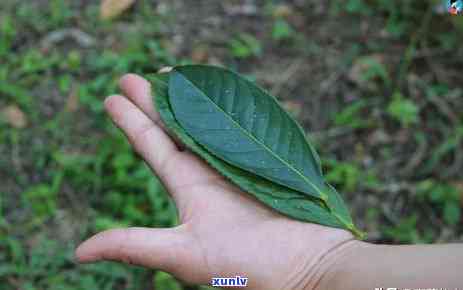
[75,74,357,290]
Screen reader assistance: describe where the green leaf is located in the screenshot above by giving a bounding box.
[272,19,294,40]
[443,201,461,226]
[229,33,262,59]
[148,66,363,238]
[325,183,355,230]
[149,73,351,231]
[387,92,419,127]
[168,65,328,202]
[153,271,183,290]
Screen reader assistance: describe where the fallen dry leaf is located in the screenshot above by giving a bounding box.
[348,53,386,87]
[100,0,136,20]
[65,87,79,113]
[1,105,28,128]
[273,4,293,18]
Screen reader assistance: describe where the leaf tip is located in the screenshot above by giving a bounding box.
[349,225,367,240]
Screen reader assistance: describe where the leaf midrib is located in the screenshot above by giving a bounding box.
[172,70,328,201]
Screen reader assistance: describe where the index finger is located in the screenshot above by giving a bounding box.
[119,73,185,149]
[119,74,162,125]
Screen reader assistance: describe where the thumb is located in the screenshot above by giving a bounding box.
[75,226,196,276]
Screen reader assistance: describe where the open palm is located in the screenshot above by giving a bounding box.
[75,74,355,290]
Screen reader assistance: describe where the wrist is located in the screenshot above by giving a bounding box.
[307,240,372,290]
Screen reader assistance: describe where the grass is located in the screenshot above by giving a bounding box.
[1,0,462,289]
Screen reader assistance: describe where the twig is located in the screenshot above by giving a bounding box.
[400,133,428,177]
[427,94,459,125]
[40,28,96,50]
[310,126,354,142]
[271,60,303,96]
[394,4,434,92]
[420,38,447,84]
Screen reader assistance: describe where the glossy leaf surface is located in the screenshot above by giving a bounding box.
[168,65,327,201]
